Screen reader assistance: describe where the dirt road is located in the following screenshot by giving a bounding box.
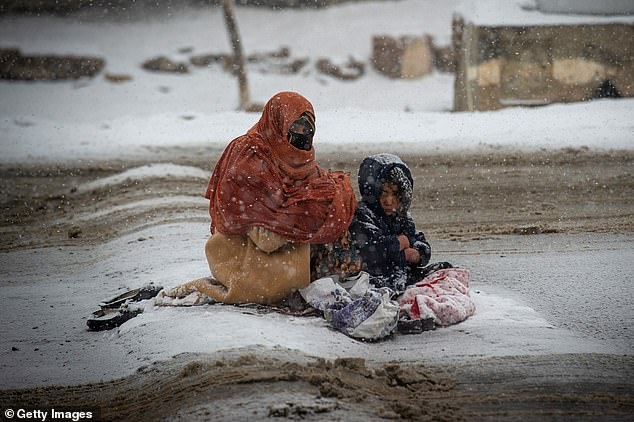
[1,148,633,420]
[1,351,632,421]
[2,148,632,251]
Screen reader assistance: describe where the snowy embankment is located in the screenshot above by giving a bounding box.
[1,0,633,164]
[2,99,633,164]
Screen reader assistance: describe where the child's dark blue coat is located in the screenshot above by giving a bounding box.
[349,154,431,292]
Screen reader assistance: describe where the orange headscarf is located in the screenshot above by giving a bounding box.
[205,92,356,244]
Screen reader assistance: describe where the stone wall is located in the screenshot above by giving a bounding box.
[453,16,634,111]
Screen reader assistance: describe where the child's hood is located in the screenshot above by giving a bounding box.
[357,153,413,213]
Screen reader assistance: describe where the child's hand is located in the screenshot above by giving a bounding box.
[398,234,410,250]
[404,248,421,264]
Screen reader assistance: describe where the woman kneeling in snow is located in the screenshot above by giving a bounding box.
[160,92,356,305]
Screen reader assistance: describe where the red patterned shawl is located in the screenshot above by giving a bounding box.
[204,92,356,244]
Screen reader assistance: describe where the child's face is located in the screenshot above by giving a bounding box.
[379,182,400,216]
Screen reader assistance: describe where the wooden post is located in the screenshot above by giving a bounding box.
[452,14,466,111]
[221,0,250,110]
[464,22,478,112]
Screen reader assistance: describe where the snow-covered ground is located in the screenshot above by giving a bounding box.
[1,221,629,388]
[0,0,633,388]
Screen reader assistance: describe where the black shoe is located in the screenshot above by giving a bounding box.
[86,307,143,331]
[99,284,163,309]
[417,262,454,279]
[397,318,423,334]
[421,316,436,331]
[397,316,436,334]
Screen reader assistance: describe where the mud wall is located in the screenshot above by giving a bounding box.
[453,17,634,111]
[372,35,434,79]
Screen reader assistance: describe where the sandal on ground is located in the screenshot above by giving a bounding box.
[86,307,143,331]
[98,283,163,309]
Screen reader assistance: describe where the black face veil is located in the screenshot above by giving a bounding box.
[288,113,315,151]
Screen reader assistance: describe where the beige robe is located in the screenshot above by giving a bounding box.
[167,227,310,305]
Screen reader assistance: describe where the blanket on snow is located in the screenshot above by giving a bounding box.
[155,268,475,340]
[398,268,475,327]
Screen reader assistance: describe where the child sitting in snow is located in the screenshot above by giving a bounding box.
[304,153,474,336]
[349,153,451,293]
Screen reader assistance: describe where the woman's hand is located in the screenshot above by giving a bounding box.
[247,226,288,254]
